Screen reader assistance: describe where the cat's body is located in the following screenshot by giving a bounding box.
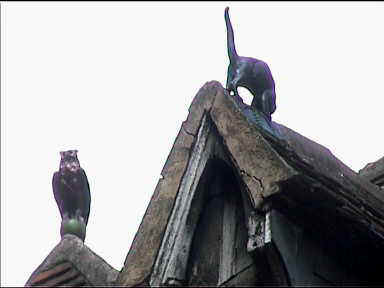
[225,7,276,121]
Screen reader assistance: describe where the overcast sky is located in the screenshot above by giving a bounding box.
[2,2,384,286]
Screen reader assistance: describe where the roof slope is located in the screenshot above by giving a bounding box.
[359,156,384,186]
[25,234,118,287]
[117,81,384,286]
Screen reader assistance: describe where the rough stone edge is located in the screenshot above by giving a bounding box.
[275,123,382,198]
[25,234,118,286]
[150,115,214,286]
[210,86,297,209]
[272,123,384,239]
[359,156,384,184]
[116,81,221,286]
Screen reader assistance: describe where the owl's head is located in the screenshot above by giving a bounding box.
[59,150,80,172]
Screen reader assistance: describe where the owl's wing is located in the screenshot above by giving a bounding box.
[81,170,91,225]
[52,171,65,219]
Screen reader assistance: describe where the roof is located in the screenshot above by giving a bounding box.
[25,234,118,287]
[359,156,384,186]
[117,81,384,286]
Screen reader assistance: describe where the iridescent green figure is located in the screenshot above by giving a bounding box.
[225,7,276,123]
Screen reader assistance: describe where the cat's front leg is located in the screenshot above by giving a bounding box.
[261,89,276,121]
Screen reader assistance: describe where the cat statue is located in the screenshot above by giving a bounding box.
[225,7,276,122]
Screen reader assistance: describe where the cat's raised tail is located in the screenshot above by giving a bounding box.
[225,7,238,63]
